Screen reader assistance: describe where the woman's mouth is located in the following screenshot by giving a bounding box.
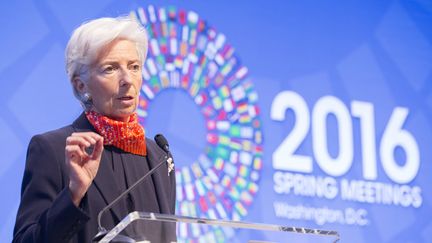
[118,96,133,100]
[117,96,135,106]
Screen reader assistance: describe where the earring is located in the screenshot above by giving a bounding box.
[82,93,92,103]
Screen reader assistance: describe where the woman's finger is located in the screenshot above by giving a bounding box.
[90,136,104,160]
[66,136,92,148]
[66,144,89,163]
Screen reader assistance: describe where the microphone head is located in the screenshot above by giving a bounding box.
[155,134,170,153]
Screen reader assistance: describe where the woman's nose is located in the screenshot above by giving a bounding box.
[119,68,133,86]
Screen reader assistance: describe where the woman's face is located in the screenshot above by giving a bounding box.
[81,39,143,122]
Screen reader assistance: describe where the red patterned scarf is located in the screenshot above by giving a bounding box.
[85,111,146,156]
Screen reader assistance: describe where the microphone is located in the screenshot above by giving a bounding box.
[93,134,173,242]
[155,134,175,174]
[155,134,169,153]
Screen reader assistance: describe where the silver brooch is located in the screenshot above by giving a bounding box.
[167,157,174,175]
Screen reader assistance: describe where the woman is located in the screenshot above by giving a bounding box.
[13,16,176,242]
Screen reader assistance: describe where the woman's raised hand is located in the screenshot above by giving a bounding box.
[65,132,104,206]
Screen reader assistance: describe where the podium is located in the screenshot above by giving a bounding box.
[97,211,340,243]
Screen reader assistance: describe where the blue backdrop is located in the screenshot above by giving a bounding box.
[1,1,432,242]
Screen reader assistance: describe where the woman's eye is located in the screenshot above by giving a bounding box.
[131,64,140,71]
[103,66,115,73]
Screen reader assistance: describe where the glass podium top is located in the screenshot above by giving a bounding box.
[97,211,340,243]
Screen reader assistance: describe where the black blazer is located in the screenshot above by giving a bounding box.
[13,113,176,243]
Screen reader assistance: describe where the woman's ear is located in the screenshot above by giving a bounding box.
[72,76,86,94]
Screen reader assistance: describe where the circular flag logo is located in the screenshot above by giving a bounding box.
[132,5,263,241]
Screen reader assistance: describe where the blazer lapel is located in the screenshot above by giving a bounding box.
[146,142,172,214]
[93,150,130,223]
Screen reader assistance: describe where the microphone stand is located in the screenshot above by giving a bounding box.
[93,155,173,242]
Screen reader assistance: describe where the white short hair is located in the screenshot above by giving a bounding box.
[65,16,148,106]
